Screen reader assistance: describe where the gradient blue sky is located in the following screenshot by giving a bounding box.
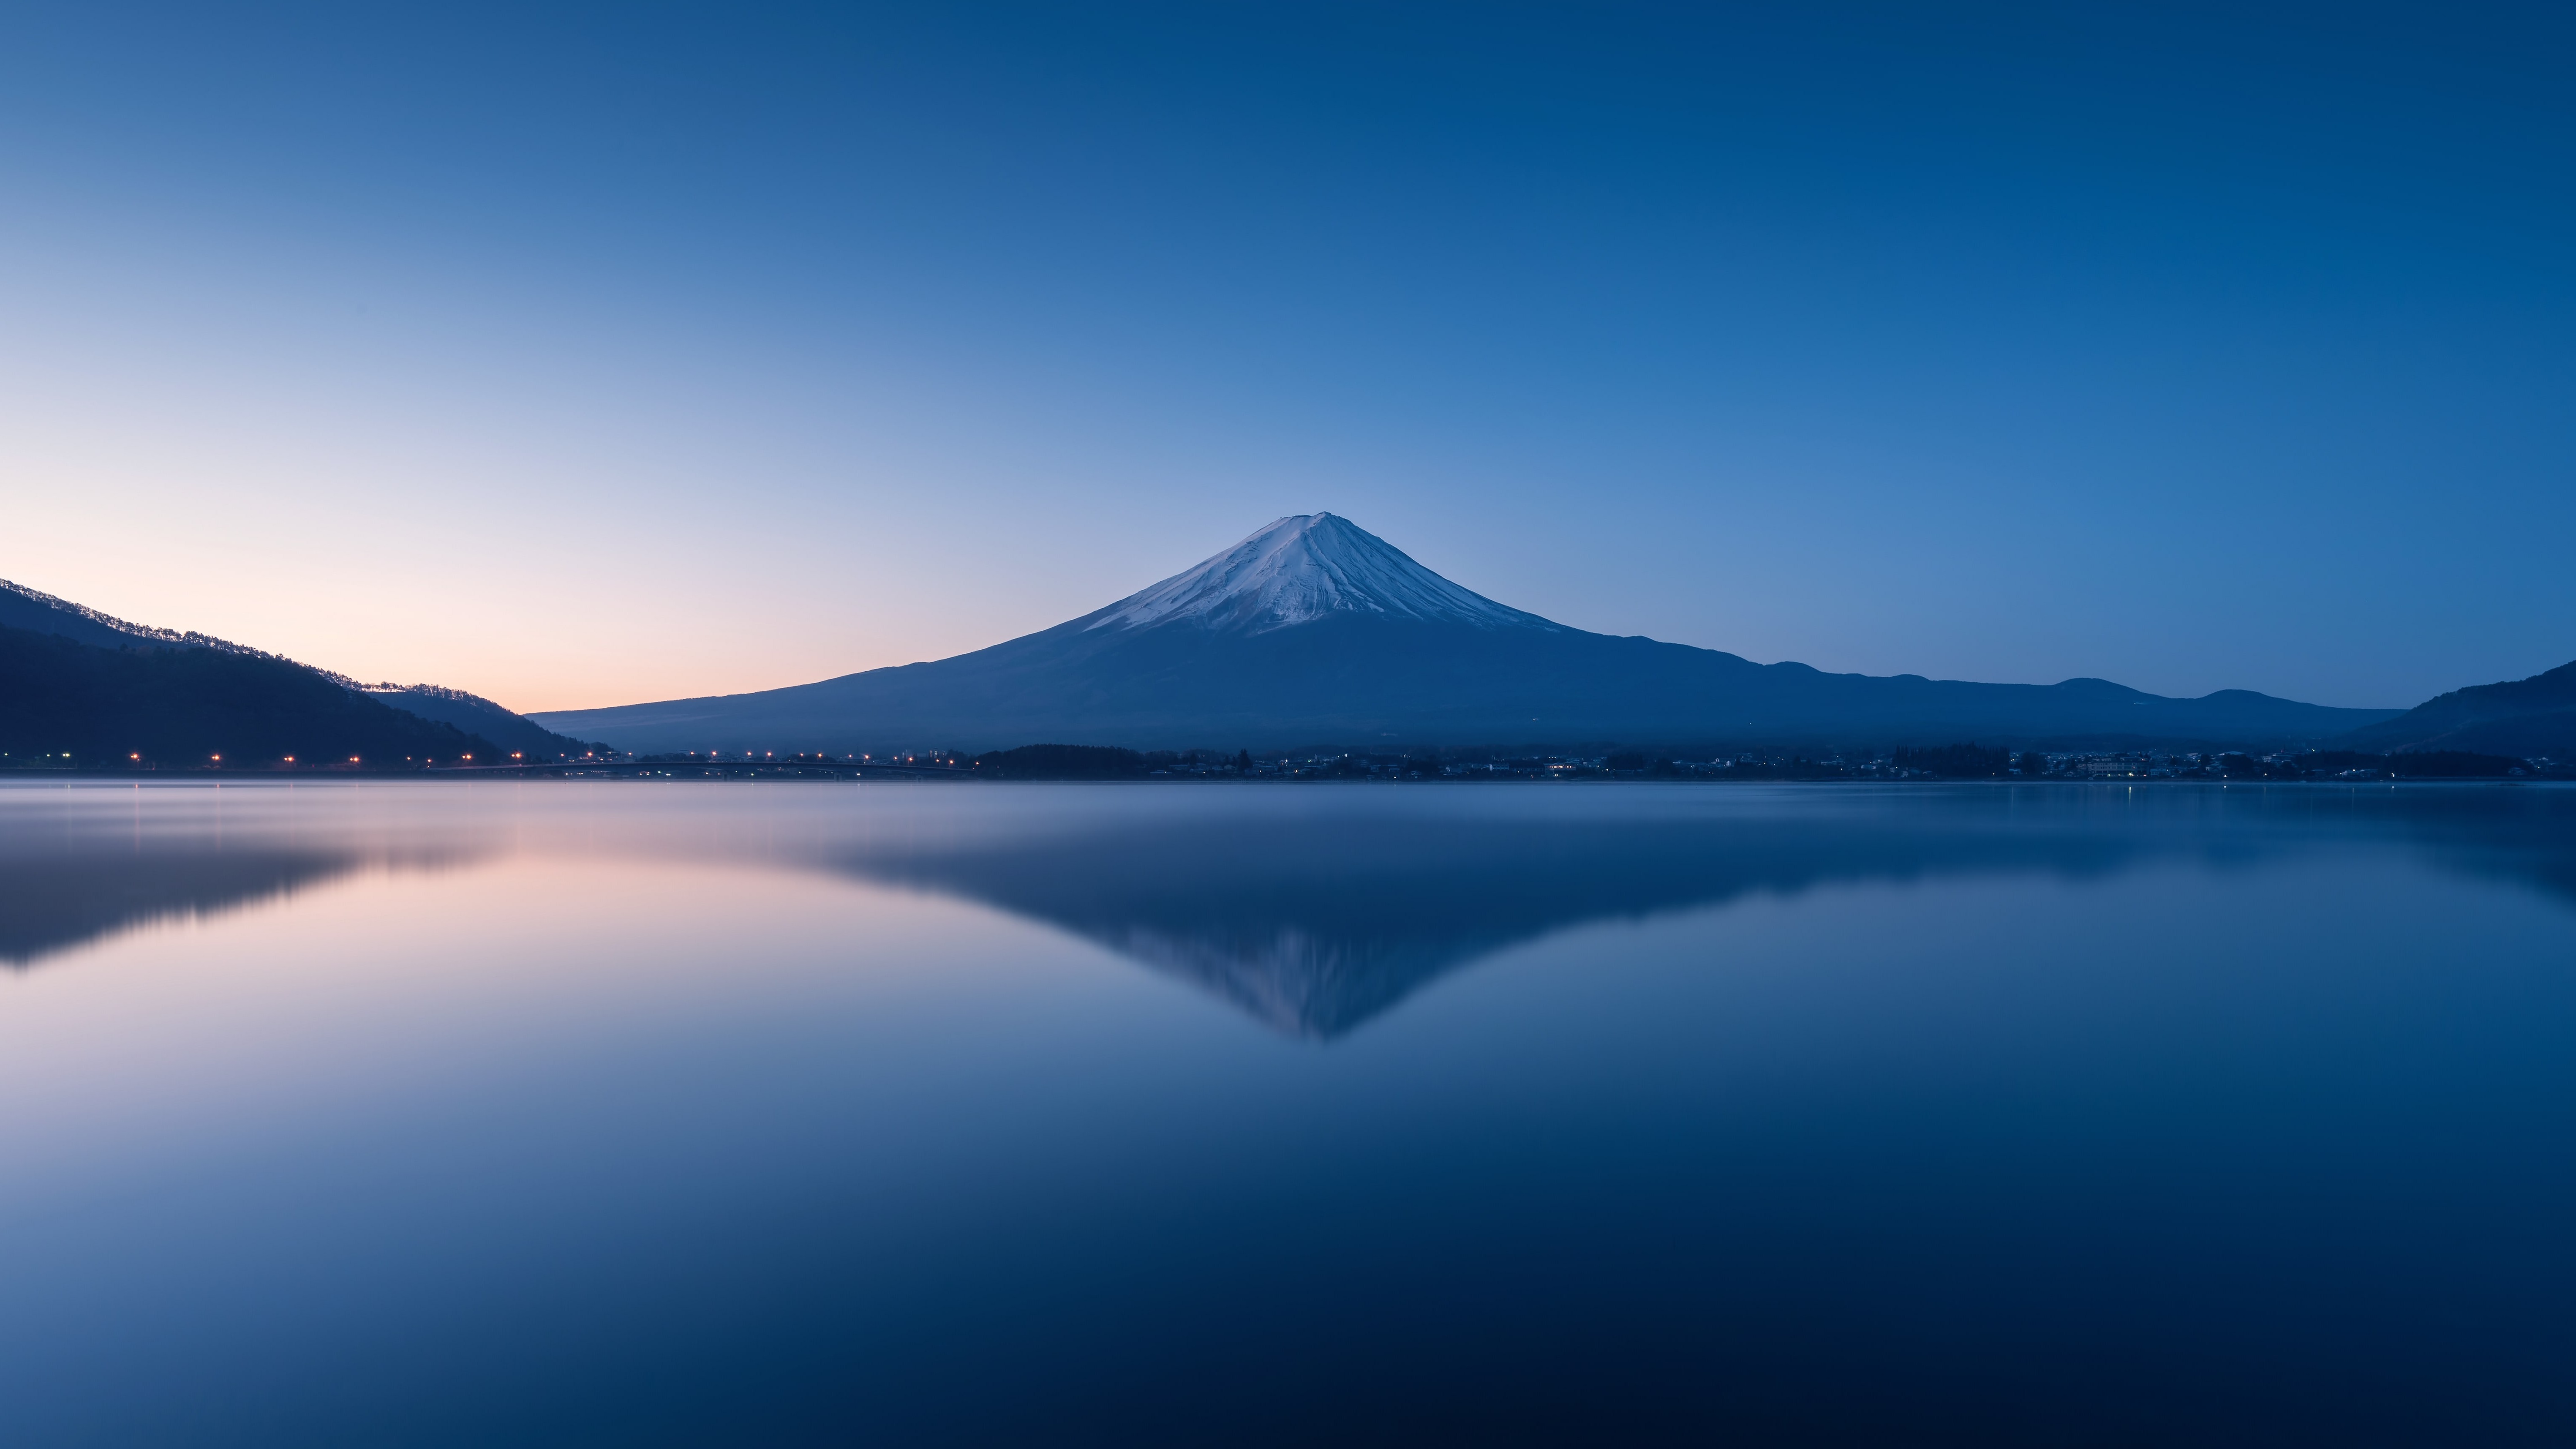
[4,3,2570,711]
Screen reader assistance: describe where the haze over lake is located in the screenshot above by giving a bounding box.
[6,777,2575,1446]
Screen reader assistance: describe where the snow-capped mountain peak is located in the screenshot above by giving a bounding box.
[1082,514,1560,636]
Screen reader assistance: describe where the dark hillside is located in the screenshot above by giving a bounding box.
[0,625,500,766]
[360,684,598,758]
[1,577,255,653]
[2341,660,2576,758]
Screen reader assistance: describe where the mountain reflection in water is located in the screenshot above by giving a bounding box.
[9,778,2576,1448]
[828,783,2576,1036]
[831,812,2155,1036]
[8,782,2576,1038]
[0,783,487,969]
[1,847,366,968]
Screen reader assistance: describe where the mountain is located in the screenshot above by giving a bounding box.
[1,576,266,654]
[0,577,591,765]
[2335,659,2576,760]
[1086,512,1560,636]
[535,514,2397,754]
[0,623,502,766]
[350,684,595,760]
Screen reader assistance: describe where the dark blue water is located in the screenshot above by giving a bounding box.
[4,779,2573,1445]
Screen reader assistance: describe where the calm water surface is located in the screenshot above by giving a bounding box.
[4,778,2574,1446]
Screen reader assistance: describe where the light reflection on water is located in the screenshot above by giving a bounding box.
[3,779,2574,1445]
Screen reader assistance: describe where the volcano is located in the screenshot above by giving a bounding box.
[531,514,2396,752]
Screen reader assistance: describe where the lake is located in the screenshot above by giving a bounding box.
[4,778,2574,1446]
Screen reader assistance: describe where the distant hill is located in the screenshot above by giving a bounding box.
[0,577,595,765]
[350,683,597,760]
[2335,659,2576,760]
[535,514,2399,754]
[0,624,501,766]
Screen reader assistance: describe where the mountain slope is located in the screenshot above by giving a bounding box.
[3,577,269,655]
[354,684,597,758]
[0,624,503,765]
[534,514,2399,753]
[1082,512,1560,635]
[2336,659,2576,759]
[1,577,592,762]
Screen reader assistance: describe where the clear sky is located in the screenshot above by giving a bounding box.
[4,3,2570,712]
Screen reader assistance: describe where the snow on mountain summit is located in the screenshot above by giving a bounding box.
[1083,514,1561,636]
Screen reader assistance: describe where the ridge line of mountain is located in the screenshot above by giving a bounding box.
[0,579,595,766]
[526,514,2454,755]
[14,514,2571,763]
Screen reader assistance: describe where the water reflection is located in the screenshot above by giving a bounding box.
[831,784,2576,1035]
[0,847,365,968]
[0,784,487,969]
[8,779,2576,1447]
[8,782,2576,1030]
[830,809,2152,1036]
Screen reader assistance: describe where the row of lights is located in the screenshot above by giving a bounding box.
[87,749,592,768]
[675,752,889,761]
[111,753,506,765]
